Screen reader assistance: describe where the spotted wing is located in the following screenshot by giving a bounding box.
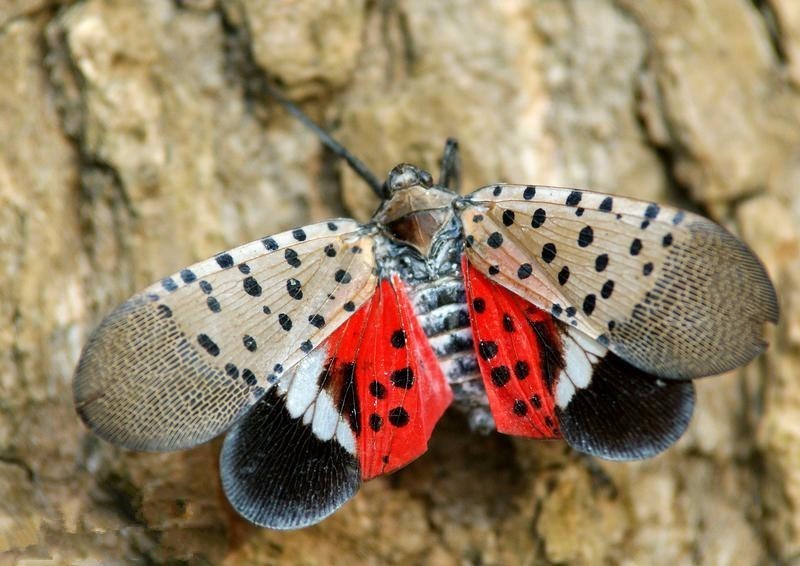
[74,219,378,451]
[220,275,453,528]
[462,258,560,439]
[460,185,778,380]
[463,255,694,459]
[329,276,453,480]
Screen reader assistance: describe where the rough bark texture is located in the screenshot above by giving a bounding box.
[1,1,798,564]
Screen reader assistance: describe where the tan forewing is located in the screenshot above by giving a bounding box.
[74,219,378,451]
[461,184,778,379]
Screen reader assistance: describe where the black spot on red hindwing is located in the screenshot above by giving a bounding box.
[390,329,406,348]
[478,340,499,360]
[337,361,360,436]
[388,407,410,427]
[529,321,562,392]
[490,366,511,386]
[369,380,387,399]
[390,367,414,389]
[513,400,527,416]
[502,314,515,332]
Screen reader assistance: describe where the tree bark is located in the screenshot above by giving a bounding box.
[2,0,798,563]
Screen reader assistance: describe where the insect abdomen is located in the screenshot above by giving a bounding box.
[408,276,490,419]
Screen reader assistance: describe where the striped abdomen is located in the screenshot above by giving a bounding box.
[408,276,490,419]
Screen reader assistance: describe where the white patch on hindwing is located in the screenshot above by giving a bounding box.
[555,327,607,409]
[278,346,356,455]
[282,348,326,418]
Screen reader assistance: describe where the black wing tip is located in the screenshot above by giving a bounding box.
[219,388,361,529]
[558,353,696,461]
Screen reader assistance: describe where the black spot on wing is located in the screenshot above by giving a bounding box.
[557,352,695,461]
[216,253,234,268]
[566,190,582,206]
[220,388,360,529]
[529,322,563,393]
[335,361,360,436]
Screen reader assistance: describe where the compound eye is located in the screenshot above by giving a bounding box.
[418,170,433,188]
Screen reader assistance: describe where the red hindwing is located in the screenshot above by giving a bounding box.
[324,277,453,480]
[462,257,561,439]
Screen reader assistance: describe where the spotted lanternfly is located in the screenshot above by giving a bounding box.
[73,91,778,530]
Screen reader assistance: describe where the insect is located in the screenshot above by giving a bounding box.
[73,90,779,530]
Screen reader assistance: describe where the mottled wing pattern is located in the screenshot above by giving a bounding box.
[74,219,378,451]
[460,185,778,379]
[462,258,560,439]
[220,275,453,528]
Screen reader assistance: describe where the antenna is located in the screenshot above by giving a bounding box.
[438,138,461,192]
[262,82,386,199]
